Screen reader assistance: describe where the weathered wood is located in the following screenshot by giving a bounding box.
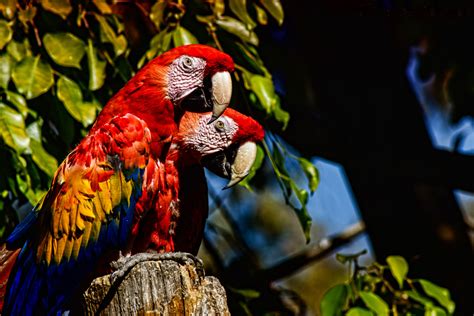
[81,255,230,315]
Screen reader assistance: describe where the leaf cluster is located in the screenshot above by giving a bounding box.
[321,252,456,316]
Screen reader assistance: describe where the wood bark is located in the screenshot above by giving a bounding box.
[81,256,230,315]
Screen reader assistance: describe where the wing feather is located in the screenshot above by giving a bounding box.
[4,113,151,315]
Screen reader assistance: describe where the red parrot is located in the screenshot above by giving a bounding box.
[0,44,242,315]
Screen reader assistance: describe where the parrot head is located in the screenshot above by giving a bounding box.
[155,44,234,122]
[93,44,234,142]
[174,108,265,188]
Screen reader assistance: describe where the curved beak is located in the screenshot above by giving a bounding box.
[201,141,257,189]
[208,71,232,124]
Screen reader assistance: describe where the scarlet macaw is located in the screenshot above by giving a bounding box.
[1,107,263,315]
[0,44,250,315]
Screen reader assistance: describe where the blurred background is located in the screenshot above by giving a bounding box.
[1,0,473,315]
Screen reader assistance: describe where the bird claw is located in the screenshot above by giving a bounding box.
[109,252,204,285]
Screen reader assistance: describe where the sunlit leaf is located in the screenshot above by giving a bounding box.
[229,0,256,29]
[7,39,32,62]
[172,26,198,47]
[359,292,389,316]
[26,121,58,176]
[41,0,72,20]
[229,287,261,299]
[0,102,30,153]
[233,42,266,75]
[254,4,268,25]
[93,0,112,14]
[425,306,447,316]
[96,15,127,57]
[320,284,348,316]
[43,33,86,69]
[0,0,16,20]
[150,0,166,29]
[405,290,434,307]
[417,279,455,314]
[143,29,172,62]
[0,53,13,88]
[386,256,408,288]
[87,39,106,90]
[298,157,319,193]
[5,91,28,117]
[57,76,96,127]
[260,0,284,25]
[346,308,374,316]
[239,144,264,190]
[12,56,54,99]
[216,16,259,46]
[0,19,13,49]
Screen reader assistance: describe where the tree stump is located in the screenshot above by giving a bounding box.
[81,254,230,315]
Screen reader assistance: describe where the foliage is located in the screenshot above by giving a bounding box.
[0,1,318,242]
[320,252,456,316]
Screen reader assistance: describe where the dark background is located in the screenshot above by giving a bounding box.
[258,1,474,313]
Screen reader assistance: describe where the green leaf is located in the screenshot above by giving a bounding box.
[7,39,32,62]
[150,0,166,29]
[0,0,16,20]
[359,292,389,316]
[239,144,264,190]
[43,33,86,69]
[96,15,127,57]
[216,16,259,46]
[26,121,58,176]
[229,0,256,29]
[93,0,112,14]
[0,102,30,153]
[347,307,374,316]
[260,0,284,25]
[172,26,198,47]
[5,91,28,117]
[87,39,106,91]
[425,306,447,316]
[405,290,434,307]
[0,19,13,49]
[229,287,261,299]
[320,284,348,316]
[417,279,455,314]
[386,256,408,288]
[57,76,96,127]
[254,4,268,25]
[298,157,319,193]
[246,73,275,113]
[12,56,54,99]
[143,29,173,62]
[0,53,13,88]
[336,250,368,264]
[41,0,72,20]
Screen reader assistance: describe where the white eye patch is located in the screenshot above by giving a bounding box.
[167,56,207,102]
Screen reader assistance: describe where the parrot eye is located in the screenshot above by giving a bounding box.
[214,120,225,132]
[182,56,194,70]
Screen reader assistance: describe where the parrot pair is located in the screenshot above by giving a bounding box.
[0,44,264,315]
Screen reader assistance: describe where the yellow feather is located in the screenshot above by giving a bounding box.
[61,208,70,236]
[63,237,73,261]
[69,201,78,234]
[90,219,101,243]
[121,176,132,207]
[72,234,83,259]
[45,234,53,266]
[110,173,122,207]
[55,235,67,264]
[98,181,112,214]
[76,212,85,231]
[78,200,95,219]
[82,221,92,248]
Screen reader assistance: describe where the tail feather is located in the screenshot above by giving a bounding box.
[0,245,20,312]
